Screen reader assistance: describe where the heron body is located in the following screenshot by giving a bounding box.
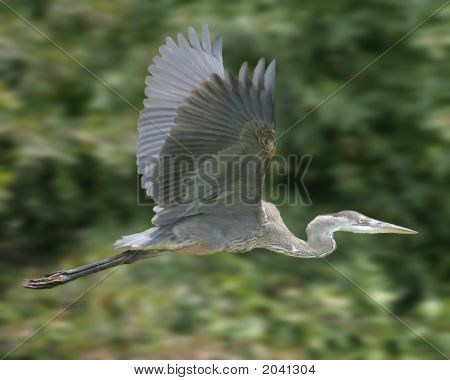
[25,26,416,289]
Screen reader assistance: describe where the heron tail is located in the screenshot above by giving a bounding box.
[113,227,173,251]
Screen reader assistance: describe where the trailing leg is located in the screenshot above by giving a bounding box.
[24,250,153,289]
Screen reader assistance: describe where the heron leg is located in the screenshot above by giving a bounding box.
[23,250,155,290]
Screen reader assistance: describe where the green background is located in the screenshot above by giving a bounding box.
[0,0,449,359]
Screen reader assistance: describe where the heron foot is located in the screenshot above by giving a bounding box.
[23,272,71,289]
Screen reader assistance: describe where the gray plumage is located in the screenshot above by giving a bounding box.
[25,26,416,289]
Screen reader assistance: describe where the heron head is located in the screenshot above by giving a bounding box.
[330,211,417,235]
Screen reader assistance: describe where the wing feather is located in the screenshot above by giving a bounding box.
[137,26,276,226]
[138,25,225,199]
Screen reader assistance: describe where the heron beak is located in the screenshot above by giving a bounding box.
[367,220,418,234]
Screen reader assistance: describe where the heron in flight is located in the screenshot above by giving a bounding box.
[25,26,416,289]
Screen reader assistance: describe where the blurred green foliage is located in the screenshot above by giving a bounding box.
[0,0,449,359]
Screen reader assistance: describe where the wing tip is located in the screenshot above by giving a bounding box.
[187,26,202,49]
[264,59,276,93]
[239,61,250,88]
[213,35,223,60]
[201,24,212,53]
[252,58,265,90]
[160,25,223,60]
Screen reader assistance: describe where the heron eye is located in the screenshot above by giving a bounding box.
[358,218,364,224]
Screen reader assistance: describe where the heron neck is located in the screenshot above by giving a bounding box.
[271,217,337,258]
[303,218,336,257]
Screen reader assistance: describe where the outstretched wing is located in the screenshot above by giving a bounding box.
[138,25,276,226]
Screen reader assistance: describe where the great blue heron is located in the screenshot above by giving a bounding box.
[25,25,416,289]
